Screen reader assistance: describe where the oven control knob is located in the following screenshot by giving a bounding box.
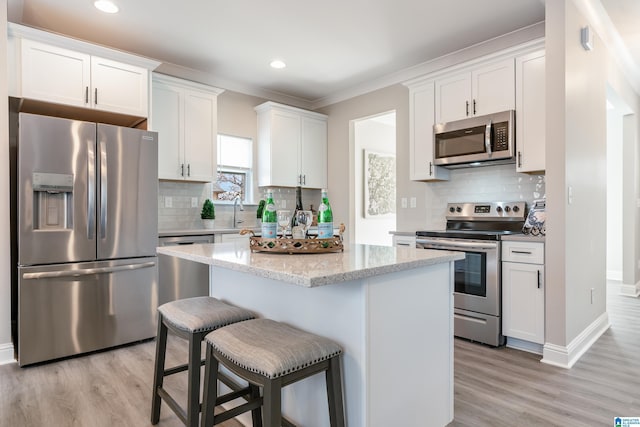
[456,206,462,213]
[449,207,455,213]
[496,206,503,213]
[512,205,520,213]
[504,206,511,213]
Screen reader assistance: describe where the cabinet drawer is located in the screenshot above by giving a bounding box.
[502,241,544,264]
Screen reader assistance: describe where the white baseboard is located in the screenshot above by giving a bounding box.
[541,311,610,369]
[619,281,640,297]
[506,337,543,355]
[606,270,622,282]
[0,342,15,365]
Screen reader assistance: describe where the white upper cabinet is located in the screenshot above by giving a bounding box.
[20,40,91,108]
[9,24,159,118]
[435,58,515,124]
[256,102,328,189]
[19,39,149,117]
[90,56,149,116]
[515,50,546,173]
[152,74,224,182]
[407,80,449,181]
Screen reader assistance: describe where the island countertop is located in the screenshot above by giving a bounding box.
[157,242,463,288]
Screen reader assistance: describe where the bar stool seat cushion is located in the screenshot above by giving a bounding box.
[158,296,255,334]
[205,318,342,380]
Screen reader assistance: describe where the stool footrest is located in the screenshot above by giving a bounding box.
[214,398,263,424]
[157,387,187,425]
[163,363,189,377]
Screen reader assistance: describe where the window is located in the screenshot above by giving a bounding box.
[215,134,253,202]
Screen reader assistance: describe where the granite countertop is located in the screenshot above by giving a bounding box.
[157,242,464,288]
[501,233,546,243]
[389,230,417,236]
[158,227,259,237]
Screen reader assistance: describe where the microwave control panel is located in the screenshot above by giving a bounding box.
[493,122,509,151]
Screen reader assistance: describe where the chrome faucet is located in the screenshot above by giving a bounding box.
[233,194,244,228]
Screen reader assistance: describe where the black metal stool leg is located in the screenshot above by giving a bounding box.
[187,332,204,427]
[326,356,345,427]
[151,315,168,424]
[250,384,263,427]
[262,379,282,427]
[201,343,219,427]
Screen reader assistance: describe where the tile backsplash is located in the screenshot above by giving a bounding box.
[424,164,545,229]
[158,182,321,230]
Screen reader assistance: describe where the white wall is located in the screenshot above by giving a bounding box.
[545,0,608,355]
[0,0,13,364]
[354,113,396,246]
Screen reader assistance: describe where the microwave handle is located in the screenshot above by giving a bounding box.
[485,120,492,156]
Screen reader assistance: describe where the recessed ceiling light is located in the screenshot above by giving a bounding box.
[94,0,119,14]
[270,60,286,69]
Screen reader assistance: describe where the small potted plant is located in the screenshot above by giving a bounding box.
[201,199,215,229]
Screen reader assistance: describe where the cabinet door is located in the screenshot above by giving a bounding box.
[472,59,515,117]
[152,82,183,180]
[300,116,327,189]
[410,82,449,181]
[91,56,148,116]
[516,51,545,173]
[435,72,471,123]
[266,109,300,187]
[183,89,217,182]
[502,261,544,344]
[21,39,90,108]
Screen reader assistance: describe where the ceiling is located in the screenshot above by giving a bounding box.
[5,0,640,108]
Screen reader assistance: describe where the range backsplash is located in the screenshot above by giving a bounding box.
[424,164,545,229]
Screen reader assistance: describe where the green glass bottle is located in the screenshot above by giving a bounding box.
[317,189,333,239]
[261,190,277,238]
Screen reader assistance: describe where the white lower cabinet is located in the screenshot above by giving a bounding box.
[502,241,545,346]
[392,234,416,248]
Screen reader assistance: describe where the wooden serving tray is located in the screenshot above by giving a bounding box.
[240,224,345,254]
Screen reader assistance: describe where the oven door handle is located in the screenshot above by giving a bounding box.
[416,238,498,251]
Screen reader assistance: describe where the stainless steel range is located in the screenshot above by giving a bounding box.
[416,201,527,346]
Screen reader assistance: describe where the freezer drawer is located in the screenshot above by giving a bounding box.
[18,257,158,366]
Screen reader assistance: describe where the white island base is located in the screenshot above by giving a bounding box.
[157,243,459,427]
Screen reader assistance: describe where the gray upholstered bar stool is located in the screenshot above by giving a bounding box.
[201,318,345,427]
[151,296,256,427]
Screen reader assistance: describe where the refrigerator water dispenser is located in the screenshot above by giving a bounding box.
[32,172,73,230]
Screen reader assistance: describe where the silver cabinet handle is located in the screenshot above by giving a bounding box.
[518,151,522,168]
[302,174,306,185]
[187,164,191,177]
[87,141,95,239]
[473,99,477,115]
[94,88,98,105]
[99,141,107,239]
[85,86,89,104]
[22,261,156,280]
[485,120,492,156]
[511,250,532,255]
[465,100,469,116]
[429,161,433,176]
[181,164,184,177]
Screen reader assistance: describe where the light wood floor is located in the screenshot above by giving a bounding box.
[1,290,638,427]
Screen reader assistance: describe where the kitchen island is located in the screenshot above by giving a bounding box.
[157,242,463,427]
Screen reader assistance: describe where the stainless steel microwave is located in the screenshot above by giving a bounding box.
[433,110,515,168]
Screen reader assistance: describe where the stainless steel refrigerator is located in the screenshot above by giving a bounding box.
[12,112,159,366]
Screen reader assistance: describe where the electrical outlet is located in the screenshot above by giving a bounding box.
[568,186,573,205]
[590,288,595,304]
[165,196,172,208]
[410,197,417,208]
[401,198,407,208]
[191,197,198,208]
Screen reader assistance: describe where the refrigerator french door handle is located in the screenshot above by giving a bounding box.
[22,261,156,280]
[87,141,96,239]
[99,141,108,239]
